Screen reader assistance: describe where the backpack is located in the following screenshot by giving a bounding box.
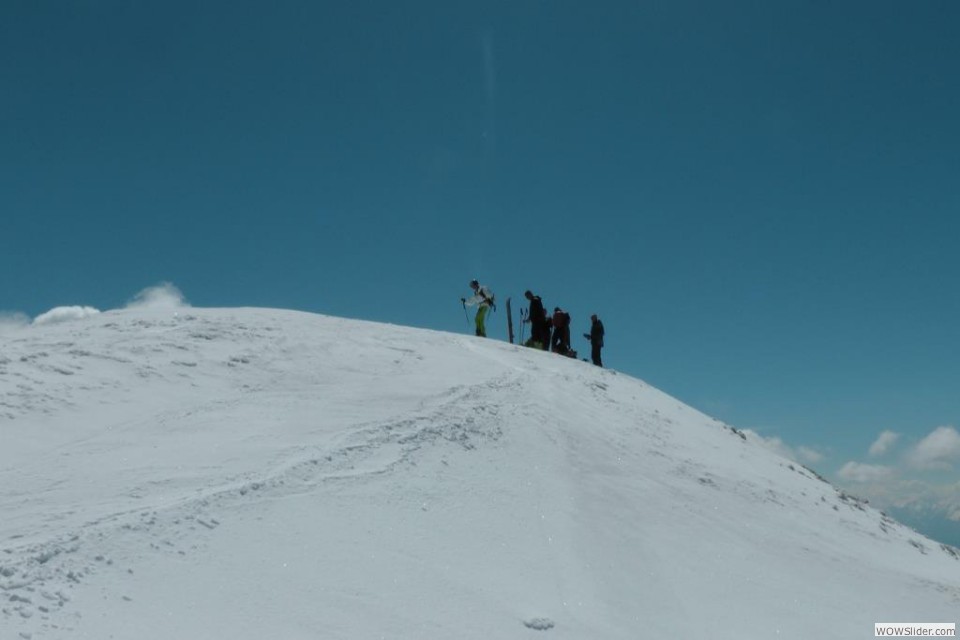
[480,287,495,310]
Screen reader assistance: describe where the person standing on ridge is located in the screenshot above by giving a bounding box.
[584,314,605,367]
[461,279,495,337]
[523,290,549,350]
[551,307,571,355]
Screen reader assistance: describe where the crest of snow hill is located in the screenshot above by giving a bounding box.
[1,307,958,639]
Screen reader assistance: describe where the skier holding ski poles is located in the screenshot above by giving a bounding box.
[461,279,495,337]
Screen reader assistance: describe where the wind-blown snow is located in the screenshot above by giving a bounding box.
[1,308,958,639]
[31,306,101,327]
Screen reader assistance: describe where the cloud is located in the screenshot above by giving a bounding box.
[743,431,792,458]
[845,477,960,524]
[869,430,900,457]
[797,446,824,464]
[0,312,30,334]
[907,426,960,471]
[126,282,190,310]
[743,430,824,465]
[32,306,101,326]
[837,461,894,483]
[833,427,960,544]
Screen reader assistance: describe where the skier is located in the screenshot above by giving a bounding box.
[461,279,495,337]
[551,307,571,355]
[523,290,549,350]
[584,314,605,367]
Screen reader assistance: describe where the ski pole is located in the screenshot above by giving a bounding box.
[462,300,470,326]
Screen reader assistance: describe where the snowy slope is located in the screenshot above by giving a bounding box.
[1,307,958,639]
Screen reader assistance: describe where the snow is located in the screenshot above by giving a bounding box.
[1,307,958,639]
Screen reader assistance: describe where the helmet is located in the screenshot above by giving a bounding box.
[469,279,479,289]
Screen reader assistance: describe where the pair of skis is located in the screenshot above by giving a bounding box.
[505,297,530,345]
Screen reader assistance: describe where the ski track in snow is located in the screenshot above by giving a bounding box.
[1,313,523,635]
[1,308,958,638]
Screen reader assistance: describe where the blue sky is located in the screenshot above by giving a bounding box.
[2,1,958,544]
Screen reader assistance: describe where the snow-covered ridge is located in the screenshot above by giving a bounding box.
[1,308,958,639]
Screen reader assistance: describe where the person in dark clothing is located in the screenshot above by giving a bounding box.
[584,314,605,366]
[523,290,549,350]
[551,307,571,354]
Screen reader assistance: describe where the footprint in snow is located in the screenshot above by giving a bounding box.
[523,617,555,631]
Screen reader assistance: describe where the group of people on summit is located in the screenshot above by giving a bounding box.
[461,279,605,367]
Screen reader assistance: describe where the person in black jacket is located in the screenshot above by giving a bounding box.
[584,314,604,366]
[523,290,549,350]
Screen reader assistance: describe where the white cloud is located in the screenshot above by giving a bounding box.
[907,426,960,471]
[797,446,824,464]
[869,430,900,457]
[0,312,30,334]
[742,430,823,465]
[814,428,960,541]
[837,461,894,483]
[743,430,792,458]
[126,282,190,310]
[32,306,101,326]
[846,478,960,523]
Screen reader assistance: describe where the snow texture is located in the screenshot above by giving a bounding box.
[1,307,958,639]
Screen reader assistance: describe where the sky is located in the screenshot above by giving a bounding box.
[2,2,958,540]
